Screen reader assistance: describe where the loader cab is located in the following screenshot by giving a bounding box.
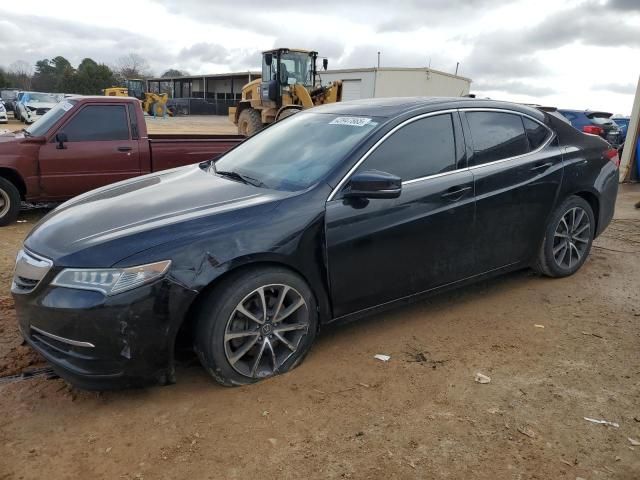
[261,49,317,107]
[125,79,146,101]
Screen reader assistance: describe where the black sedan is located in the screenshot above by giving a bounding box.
[12,97,620,389]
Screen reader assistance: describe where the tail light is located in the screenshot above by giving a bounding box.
[583,125,604,136]
[604,147,620,168]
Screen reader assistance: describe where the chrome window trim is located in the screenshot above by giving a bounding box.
[327,107,556,200]
[30,325,96,348]
[460,108,555,170]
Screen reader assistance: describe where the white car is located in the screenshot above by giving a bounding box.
[17,92,59,124]
[0,101,7,124]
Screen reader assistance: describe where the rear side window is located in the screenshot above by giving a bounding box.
[359,114,456,181]
[62,105,129,142]
[523,117,550,150]
[466,112,529,165]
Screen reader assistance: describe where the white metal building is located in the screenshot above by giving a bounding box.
[319,67,472,101]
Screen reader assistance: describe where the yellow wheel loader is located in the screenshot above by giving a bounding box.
[230,48,342,136]
[104,79,171,117]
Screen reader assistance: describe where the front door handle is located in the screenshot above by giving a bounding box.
[117,146,133,152]
[441,185,471,201]
[530,161,553,172]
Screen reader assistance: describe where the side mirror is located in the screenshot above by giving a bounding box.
[323,58,328,71]
[264,53,273,66]
[344,170,402,199]
[55,132,68,150]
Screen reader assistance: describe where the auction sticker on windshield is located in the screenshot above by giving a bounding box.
[329,117,372,127]
[61,101,74,112]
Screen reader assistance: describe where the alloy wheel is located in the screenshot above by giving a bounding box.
[224,284,309,379]
[552,207,591,269]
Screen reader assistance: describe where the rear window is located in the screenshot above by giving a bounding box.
[523,117,551,150]
[466,111,529,165]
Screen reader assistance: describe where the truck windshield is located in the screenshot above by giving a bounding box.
[214,113,382,192]
[280,52,314,86]
[25,100,78,137]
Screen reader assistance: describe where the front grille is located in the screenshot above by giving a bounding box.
[35,108,50,115]
[11,249,53,294]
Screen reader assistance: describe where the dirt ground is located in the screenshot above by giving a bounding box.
[2,113,237,135]
[0,185,639,480]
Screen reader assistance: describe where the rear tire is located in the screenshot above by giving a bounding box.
[533,195,595,278]
[194,267,318,386]
[0,177,21,226]
[237,108,263,137]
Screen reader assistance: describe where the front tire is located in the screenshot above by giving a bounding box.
[0,177,21,226]
[195,267,318,386]
[534,195,595,277]
[237,108,263,137]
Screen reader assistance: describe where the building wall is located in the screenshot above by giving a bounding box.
[320,68,471,100]
[320,70,376,98]
[375,70,470,97]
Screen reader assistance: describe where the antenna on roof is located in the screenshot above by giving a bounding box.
[455,62,459,76]
[377,51,381,69]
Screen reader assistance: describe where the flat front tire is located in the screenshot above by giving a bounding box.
[194,267,318,386]
[0,177,21,226]
[534,195,595,277]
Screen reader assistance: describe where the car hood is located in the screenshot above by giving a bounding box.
[24,102,57,109]
[25,165,289,267]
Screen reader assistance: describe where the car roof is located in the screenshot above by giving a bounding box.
[311,97,546,121]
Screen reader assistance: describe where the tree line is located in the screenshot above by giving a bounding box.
[0,53,187,94]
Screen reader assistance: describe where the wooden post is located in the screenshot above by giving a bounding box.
[619,75,640,182]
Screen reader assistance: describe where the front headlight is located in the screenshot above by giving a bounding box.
[51,260,171,295]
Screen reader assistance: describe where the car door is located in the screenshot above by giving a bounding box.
[38,103,141,200]
[462,110,563,273]
[325,111,475,318]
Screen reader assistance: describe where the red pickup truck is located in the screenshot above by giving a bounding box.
[0,96,244,225]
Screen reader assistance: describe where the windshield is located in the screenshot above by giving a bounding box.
[28,93,58,103]
[214,113,381,191]
[25,100,77,137]
[280,52,314,86]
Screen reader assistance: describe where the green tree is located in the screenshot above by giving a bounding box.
[0,68,8,88]
[74,58,115,94]
[32,56,73,92]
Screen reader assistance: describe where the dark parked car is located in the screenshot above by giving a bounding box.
[12,97,620,390]
[612,116,630,144]
[557,109,622,147]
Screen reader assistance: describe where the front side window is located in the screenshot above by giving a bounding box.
[358,114,457,181]
[466,112,529,165]
[61,105,129,142]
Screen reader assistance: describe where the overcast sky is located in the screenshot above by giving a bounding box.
[0,0,638,113]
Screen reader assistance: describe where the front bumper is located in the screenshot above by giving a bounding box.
[13,268,197,390]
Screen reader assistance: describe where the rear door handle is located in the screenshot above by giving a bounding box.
[117,146,132,152]
[441,185,471,201]
[530,161,552,172]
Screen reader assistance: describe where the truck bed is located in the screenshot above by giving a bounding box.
[148,134,245,171]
